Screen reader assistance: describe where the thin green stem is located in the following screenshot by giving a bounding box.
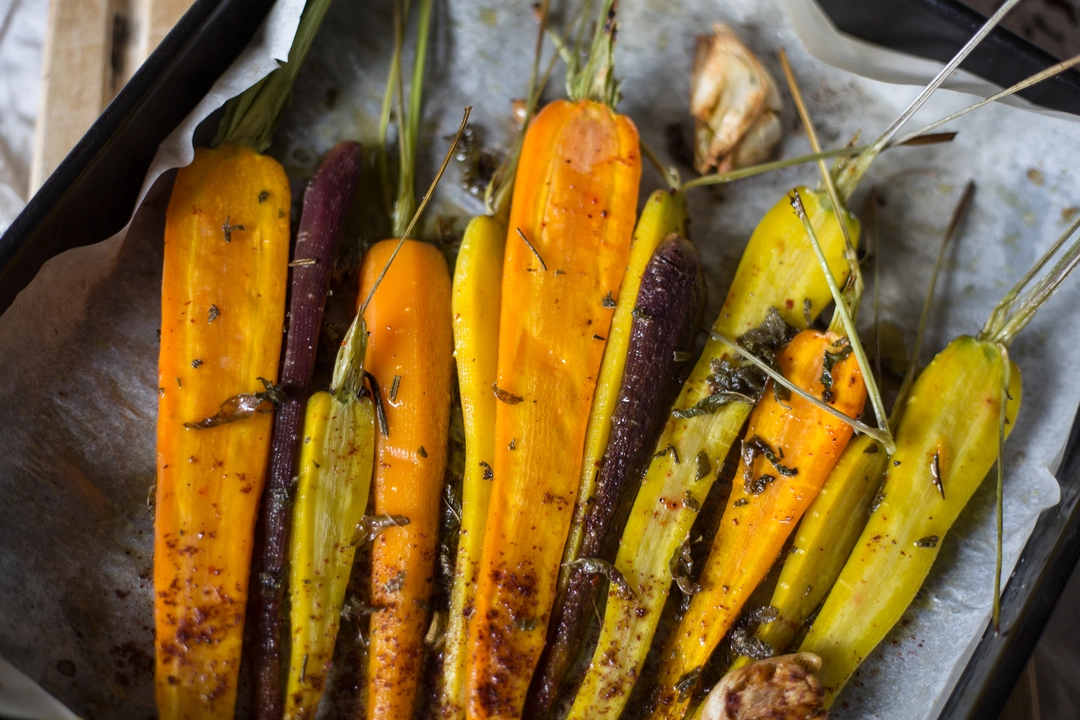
[706,330,894,450]
[778,49,862,323]
[566,0,619,106]
[214,0,336,151]
[892,53,1080,148]
[982,213,1080,341]
[378,0,407,220]
[791,190,894,454]
[360,108,472,316]
[889,181,975,429]
[640,138,680,191]
[993,344,1010,633]
[394,0,434,237]
[990,230,1080,346]
[835,0,1022,199]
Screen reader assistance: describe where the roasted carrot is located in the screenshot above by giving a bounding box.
[153,3,334,717]
[441,7,556,712]
[359,238,453,719]
[253,141,362,720]
[565,189,857,720]
[729,183,975,671]
[651,327,867,718]
[530,222,704,715]
[442,213,505,717]
[155,144,290,720]
[800,214,1080,704]
[463,3,641,715]
[283,316,375,720]
[732,435,886,666]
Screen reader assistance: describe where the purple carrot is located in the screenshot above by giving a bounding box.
[527,234,706,717]
[252,141,362,720]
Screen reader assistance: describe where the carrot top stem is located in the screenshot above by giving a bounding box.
[994,347,1011,632]
[566,0,620,106]
[836,0,1022,200]
[777,50,861,319]
[360,107,472,315]
[331,315,369,402]
[214,0,335,151]
[391,0,435,236]
[892,53,1080,148]
[888,181,976,428]
[790,190,894,453]
[980,215,1080,345]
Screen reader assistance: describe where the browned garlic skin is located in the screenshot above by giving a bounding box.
[698,653,827,720]
[690,23,784,175]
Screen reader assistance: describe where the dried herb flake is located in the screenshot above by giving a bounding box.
[184,378,285,429]
[479,461,494,480]
[563,557,636,599]
[492,383,523,405]
[914,535,939,548]
[695,451,712,481]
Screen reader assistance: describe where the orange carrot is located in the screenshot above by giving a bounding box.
[650,329,867,718]
[360,238,454,720]
[155,145,290,719]
[464,68,642,720]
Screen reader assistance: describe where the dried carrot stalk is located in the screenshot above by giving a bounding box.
[361,238,454,720]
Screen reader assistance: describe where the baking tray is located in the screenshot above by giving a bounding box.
[1,1,1078,718]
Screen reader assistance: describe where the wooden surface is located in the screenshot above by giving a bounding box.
[1000,659,1040,720]
[29,0,195,193]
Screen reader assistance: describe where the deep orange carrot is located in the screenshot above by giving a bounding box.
[360,238,454,720]
[650,329,866,718]
[464,93,641,719]
[155,145,290,719]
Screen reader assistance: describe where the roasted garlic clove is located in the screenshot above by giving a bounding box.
[691,23,783,175]
[698,653,827,720]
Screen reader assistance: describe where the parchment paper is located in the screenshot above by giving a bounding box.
[2,0,1080,718]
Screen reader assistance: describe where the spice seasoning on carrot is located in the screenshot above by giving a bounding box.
[153,4,335,716]
[464,2,642,716]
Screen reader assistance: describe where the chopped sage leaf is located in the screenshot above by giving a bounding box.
[184,377,284,429]
[390,374,401,402]
[695,451,712,481]
[654,443,681,464]
[222,216,244,243]
[914,535,939,548]
[207,305,220,323]
[365,371,390,437]
[382,570,407,593]
[258,190,269,203]
[351,514,411,546]
[417,446,428,458]
[602,291,617,308]
[675,667,702,701]
[745,435,798,477]
[669,539,701,596]
[733,497,749,507]
[819,340,853,403]
[480,461,494,480]
[672,391,753,419]
[682,492,701,512]
[631,307,652,322]
[191,359,204,369]
[673,350,694,362]
[563,557,636,599]
[492,383,523,405]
